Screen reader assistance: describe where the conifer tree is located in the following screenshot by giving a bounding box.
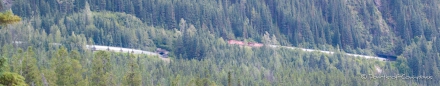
[0,11,21,25]
[91,51,111,86]
[123,54,142,86]
[52,47,73,85]
[21,47,41,86]
[0,49,27,86]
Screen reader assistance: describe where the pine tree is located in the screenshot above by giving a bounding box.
[0,57,6,73]
[0,10,21,25]
[52,47,73,85]
[91,51,111,86]
[40,69,57,86]
[21,47,41,86]
[0,51,27,86]
[11,49,23,75]
[0,72,27,86]
[271,34,279,45]
[171,74,180,86]
[70,58,84,86]
[123,54,142,86]
[262,31,271,44]
[228,72,231,86]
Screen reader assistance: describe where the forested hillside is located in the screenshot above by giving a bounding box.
[0,0,438,85]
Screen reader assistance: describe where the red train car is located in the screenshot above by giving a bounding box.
[228,40,245,46]
[248,42,263,47]
[228,39,264,47]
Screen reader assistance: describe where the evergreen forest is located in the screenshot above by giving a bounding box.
[0,0,439,85]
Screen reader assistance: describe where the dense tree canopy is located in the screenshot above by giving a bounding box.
[0,11,21,25]
[0,0,437,85]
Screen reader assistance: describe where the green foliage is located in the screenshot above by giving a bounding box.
[170,74,180,86]
[52,47,73,85]
[0,0,437,85]
[40,69,57,86]
[0,72,27,86]
[0,11,21,25]
[0,52,27,86]
[10,49,22,74]
[91,51,111,86]
[21,47,41,86]
[0,58,6,73]
[227,72,231,86]
[123,54,141,86]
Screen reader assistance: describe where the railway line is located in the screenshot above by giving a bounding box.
[85,45,171,62]
[85,44,387,61]
[267,45,387,61]
[13,41,387,62]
